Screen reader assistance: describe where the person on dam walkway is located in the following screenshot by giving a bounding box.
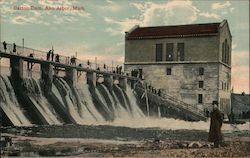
[77,64,82,77]
[13,43,16,54]
[55,54,60,63]
[70,56,76,65]
[116,65,119,74]
[27,53,34,70]
[3,41,7,52]
[87,60,91,69]
[208,101,223,148]
[47,50,51,61]
[118,66,122,74]
[51,49,54,61]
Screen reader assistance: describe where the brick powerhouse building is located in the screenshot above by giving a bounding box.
[124,20,232,115]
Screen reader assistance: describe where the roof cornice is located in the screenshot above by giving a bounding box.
[126,33,219,40]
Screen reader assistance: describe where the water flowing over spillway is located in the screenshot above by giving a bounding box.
[1,73,250,132]
[0,76,31,126]
[0,74,145,126]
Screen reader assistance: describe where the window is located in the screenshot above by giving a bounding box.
[222,42,225,63]
[226,45,229,64]
[222,39,229,64]
[199,67,204,75]
[177,43,184,61]
[226,39,228,63]
[156,44,163,61]
[166,68,171,75]
[198,94,203,104]
[198,81,204,88]
[166,43,174,61]
[222,82,224,90]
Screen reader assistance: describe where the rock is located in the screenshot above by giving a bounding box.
[179,142,188,148]
[153,139,160,144]
[188,141,202,148]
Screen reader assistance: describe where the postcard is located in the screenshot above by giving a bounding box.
[0,0,249,157]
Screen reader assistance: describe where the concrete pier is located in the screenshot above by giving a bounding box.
[41,63,53,91]
[119,77,127,90]
[65,68,77,86]
[87,71,96,87]
[10,57,23,81]
[103,74,113,90]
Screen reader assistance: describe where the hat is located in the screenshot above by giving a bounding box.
[212,101,218,109]
[212,101,218,105]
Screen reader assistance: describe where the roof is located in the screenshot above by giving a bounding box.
[126,22,221,40]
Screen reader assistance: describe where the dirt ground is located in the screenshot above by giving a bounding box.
[1,134,250,157]
[1,124,250,157]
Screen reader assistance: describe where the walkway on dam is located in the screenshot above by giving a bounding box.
[0,43,139,80]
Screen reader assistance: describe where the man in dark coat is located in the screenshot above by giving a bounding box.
[208,101,223,148]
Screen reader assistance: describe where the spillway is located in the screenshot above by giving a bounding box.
[0,74,145,126]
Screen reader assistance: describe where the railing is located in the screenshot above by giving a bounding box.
[160,92,205,116]
[0,42,122,73]
[137,82,205,118]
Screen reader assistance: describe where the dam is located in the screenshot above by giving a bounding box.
[0,43,206,126]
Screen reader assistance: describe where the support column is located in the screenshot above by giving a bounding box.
[127,79,134,89]
[41,63,53,91]
[103,74,113,90]
[10,57,23,81]
[119,77,127,90]
[130,80,135,89]
[87,71,96,87]
[65,68,77,86]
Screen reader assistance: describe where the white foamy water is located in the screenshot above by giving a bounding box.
[100,84,133,119]
[0,76,31,126]
[102,117,250,131]
[55,78,86,124]
[1,72,249,132]
[126,86,145,118]
[75,80,104,123]
[114,84,131,112]
[95,86,112,113]
[23,78,61,125]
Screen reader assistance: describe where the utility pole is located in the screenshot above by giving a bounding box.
[145,86,150,117]
[112,60,114,72]
[22,38,24,54]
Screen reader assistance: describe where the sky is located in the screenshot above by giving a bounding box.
[0,0,249,93]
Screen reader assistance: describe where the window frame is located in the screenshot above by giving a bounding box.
[199,67,204,75]
[155,43,163,62]
[166,43,174,61]
[198,81,204,89]
[177,43,184,61]
[166,67,172,75]
[198,94,203,104]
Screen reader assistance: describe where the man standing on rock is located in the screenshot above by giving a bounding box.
[208,101,223,148]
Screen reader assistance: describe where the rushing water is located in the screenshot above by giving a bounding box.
[0,74,145,126]
[0,76,31,126]
[1,74,249,132]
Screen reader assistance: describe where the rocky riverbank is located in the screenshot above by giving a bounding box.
[1,125,249,157]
